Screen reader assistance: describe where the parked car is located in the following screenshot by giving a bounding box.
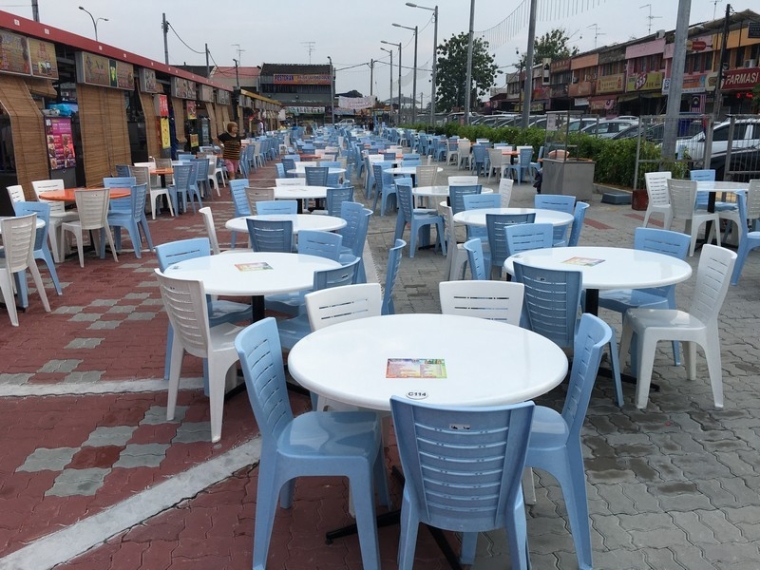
[683,118,760,161]
[710,146,760,182]
[580,118,639,139]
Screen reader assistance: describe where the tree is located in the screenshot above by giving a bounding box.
[435,32,499,113]
[517,28,580,69]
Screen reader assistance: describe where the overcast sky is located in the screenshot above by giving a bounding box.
[2,0,734,100]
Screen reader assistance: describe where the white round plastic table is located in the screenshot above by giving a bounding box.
[288,313,568,412]
[452,207,574,227]
[270,185,331,201]
[412,185,494,198]
[503,245,693,315]
[287,167,345,177]
[165,252,339,322]
[224,214,346,234]
[384,166,443,176]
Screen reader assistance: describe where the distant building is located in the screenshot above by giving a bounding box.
[259,64,333,124]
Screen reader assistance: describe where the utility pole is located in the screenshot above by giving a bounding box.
[327,56,335,126]
[381,48,393,122]
[713,3,731,120]
[162,13,169,65]
[31,0,39,22]
[522,0,538,128]
[369,59,374,96]
[205,44,210,78]
[233,58,240,87]
[662,0,691,159]
[463,0,475,125]
[302,42,316,64]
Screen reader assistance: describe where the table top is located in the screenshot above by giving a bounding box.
[271,185,331,200]
[287,167,345,175]
[504,245,693,291]
[224,214,347,234]
[452,207,574,227]
[696,181,750,193]
[165,252,340,297]
[287,313,569,412]
[150,168,173,176]
[413,185,494,197]
[384,166,444,176]
[0,217,45,232]
[39,187,131,202]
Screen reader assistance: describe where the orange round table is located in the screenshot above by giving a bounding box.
[298,154,320,160]
[42,187,131,201]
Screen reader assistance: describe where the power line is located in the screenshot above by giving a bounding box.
[167,22,205,55]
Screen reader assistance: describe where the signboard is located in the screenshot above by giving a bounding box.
[171,77,197,100]
[0,30,30,75]
[28,38,58,79]
[749,22,760,39]
[217,90,230,105]
[76,52,134,89]
[338,95,376,110]
[569,81,594,97]
[154,94,169,117]
[186,100,197,120]
[286,106,326,114]
[273,74,331,85]
[596,74,625,94]
[198,84,214,103]
[721,67,760,90]
[44,117,76,171]
[159,117,171,149]
[589,97,617,111]
[550,58,571,73]
[626,71,663,92]
[662,73,709,95]
[138,68,159,93]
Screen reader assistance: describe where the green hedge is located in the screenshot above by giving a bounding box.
[401,123,684,188]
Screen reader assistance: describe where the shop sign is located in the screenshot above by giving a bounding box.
[154,94,169,117]
[138,68,158,93]
[721,68,760,90]
[571,54,599,70]
[596,74,625,94]
[217,90,230,105]
[160,117,171,149]
[273,74,331,85]
[170,77,197,100]
[551,84,569,98]
[550,58,571,73]
[75,52,134,90]
[626,71,663,92]
[286,106,325,114]
[186,100,197,120]
[661,73,707,95]
[575,98,589,106]
[569,81,594,97]
[530,101,545,112]
[198,84,214,103]
[28,38,58,79]
[44,117,75,170]
[532,85,551,100]
[589,97,616,111]
[0,30,30,75]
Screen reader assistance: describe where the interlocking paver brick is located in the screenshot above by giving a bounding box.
[17,447,79,472]
[142,406,187,425]
[69,313,101,322]
[63,371,104,383]
[173,422,212,443]
[113,443,170,468]
[87,320,122,330]
[65,338,105,349]
[46,467,110,497]
[82,426,137,447]
[37,359,81,373]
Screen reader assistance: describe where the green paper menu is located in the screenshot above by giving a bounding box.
[386,358,447,378]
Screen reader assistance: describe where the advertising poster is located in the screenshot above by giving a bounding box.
[0,30,31,75]
[186,100,197,120]
[44,117,76,171]
[160,117,171,149]
[28,38,58,79]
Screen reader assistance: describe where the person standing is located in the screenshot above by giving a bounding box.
[217,121,242,180]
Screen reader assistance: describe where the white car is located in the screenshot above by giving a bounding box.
[581,119,639,139]
[684,118,760,161]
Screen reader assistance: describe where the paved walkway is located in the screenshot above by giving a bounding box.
[1,155,759,569]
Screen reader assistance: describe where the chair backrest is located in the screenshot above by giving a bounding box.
[193,157,209,181]
[463,193,501,211]
[126,183,148,221]
[0,213,36,272]
[234,317,294,444]
[297,230,343,261]
[155,237,211,272]
[688,244,737,324]
[12,201,50,250]
[246,218,293,253]
[103,176,136,188]
[304,166,329,186]
[567,202,590,247]
[339,202,371,258]
[390,396,535,531]
[314,257,359,289]
[155,270,211,359]
[129,166,151,190]
[245,187,275,214]
[534,194,575,214]
[471,144,488,163]
[517,146,533,165]
[198,207,221,254]
[448,176,478,186]
[229,179,251,216]
[274,178,305,187]
[115,164,132,178]
[326,186,354,216]
[512,261,582,349]
[498,178,514,207]
[464,238,488,280]
[256,200,298,215]
[688,169,716,182]
[505,223,553,258]
[562,314,613,439]
[171,163,192,191]
[306,283,382,331]
[382,239,405,315]
[415,165,438,187]
[644,171,672,206]
[439,280,525,325]
[6,185,25,203]
[486,213,536,268]
[667,179,698,220]
[74,189,110,230]
[31,179,64,195]
[275,163,286,178]
[449,184,483,215]
[746,179,760,222]
[632,227,691,298]
[395,181,415,223]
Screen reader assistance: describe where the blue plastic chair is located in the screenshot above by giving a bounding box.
[391,396,535,570]
[514,261,623,407]
[372,162,398,216]
[598,227,691,369]
[297,230,342,261]
[689,168,715,209]
[567,202,590,247]
[304,166,329,186]
[464,238,488,280]
[525,313,611,570]
[381,239,405,315]
[155,238,250,383]
[168,164,193,214]
[505,222,554,259]
[339,202,371,284]
[107,183,150,258]
[534,194,576,214]
[529,145,544,178]
[506,147,534,184]
[246,218,293,253]
[11,201,62,296]
[256,200,298,215]
[115,164,131,178]
[234,317,389,570]
[470,144,488,176]
[192,158,211,199]
[462,193,501,241]
[228,179,251,249]
[731,190,760,285]
[325,186,354,216]
[104,177,154,253]
[186,161,204,209]
[281,157,298,178]
[394,181,445,258]
[275,163,286,179]
[448,184,482,215]
[486,213,535,279]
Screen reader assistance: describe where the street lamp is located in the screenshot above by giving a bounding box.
[78,6,108,42]
[393,23,418,124]
[380,47,394,122]
[381,40,402,125]
[406,2,437,126]
[327,56,335,126]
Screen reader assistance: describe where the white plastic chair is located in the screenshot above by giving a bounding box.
[0,214,51,326]
[32,179,78,263]
[61,189,119,267]
[439,280,525,325]
[456,139,471,170]
[487,147,507,181]
[131,165,173,221]
[415,165,439,188]
[642,171,673,229]
[305,283,382,332]
[440,204,468,280]
[198,207,222,255]
[619,245,737,410]
[207,156,224,196]
[498,177,514,207]
[244,187,275,215]
[448,175,478,186]
[668,179,721,256]
[156,270,242,443]
[274,178,304,187]
[6,184,25,203]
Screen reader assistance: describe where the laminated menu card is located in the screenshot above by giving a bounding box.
[562,256,605,267]
[386,358,447,379]
[235,262,273,272]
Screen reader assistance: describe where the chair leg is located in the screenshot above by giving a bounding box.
[0,270,19,325]
[27,261,51,313]
[252,458,281,570]
[349,468,381,570]
[607,336,624,408]
[702,329,724,408]
[397,495,420,570]
[38,248,62,295]
[635,333,657,410]
[207,356,232,443]
[103,226,119,263]
[166,341,184,420]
